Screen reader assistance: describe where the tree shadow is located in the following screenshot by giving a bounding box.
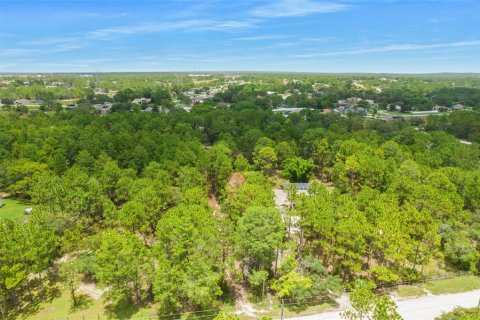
[104,300,140,320]
[71,293,93,312]
[185,309,220,320]
[286,296,335,314]
[7,278,62,319]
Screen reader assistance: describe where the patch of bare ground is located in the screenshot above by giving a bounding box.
[77,282,107,300]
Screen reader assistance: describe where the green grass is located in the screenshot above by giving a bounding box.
[246,298,337,320]
[16,285,158,320]
[423,275,480,295]
[393,285,426,298]
[0,198,30,221]
[393,275,480,298]
[250,301,336,319]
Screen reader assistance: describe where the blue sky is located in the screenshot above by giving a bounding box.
[0,0,479,73]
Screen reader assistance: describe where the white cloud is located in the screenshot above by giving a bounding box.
[0,48,38,57]
[251,0,349,18]
[301,37,333,42]
[38,63,89,67]
[295,40,480,57]
[89,19,256,39]
[235,35,289,41]
[20,36,81,46]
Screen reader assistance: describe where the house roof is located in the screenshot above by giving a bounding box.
[281,182,310,191]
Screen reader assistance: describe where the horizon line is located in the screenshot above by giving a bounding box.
[1,71,480,76]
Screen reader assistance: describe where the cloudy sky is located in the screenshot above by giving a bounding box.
[0,0,479,73]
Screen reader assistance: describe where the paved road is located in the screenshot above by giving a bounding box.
[287,290,480,320]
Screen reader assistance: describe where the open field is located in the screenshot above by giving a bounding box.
[249,301,336,320]
[392,275,480,298]
[20,275,480,320]
[0,197,30,220]
[393,285,427,298]
[15,284,158,320]
[424,275,480,295]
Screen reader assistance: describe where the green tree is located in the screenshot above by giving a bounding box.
[95,231,151,304]
[371,296,402,320]
[234,154,250,172]
[153,205,222,313]
[273,270,312,299]
[312,138,331,172]
[276,141,295,167]
[59,259,82,306]
[117,200,148,234]
[0,220,27,309]
[204,143,233,196]
[342,280,382,320]
[254,147,278,176]
[235,206,284,273]
[6,159,47,197]
[282,157,315,182]
[435,307,480,320]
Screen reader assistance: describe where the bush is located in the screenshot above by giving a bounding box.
[435,307,480,320]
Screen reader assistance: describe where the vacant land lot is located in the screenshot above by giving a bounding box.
[0,198,29,220]
[393,275,480,298]
[424,275,480,295]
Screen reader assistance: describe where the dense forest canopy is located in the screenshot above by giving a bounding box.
[0,73,480,319]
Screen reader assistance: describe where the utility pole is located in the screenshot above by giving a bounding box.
[280,298,284,320]
[274,248,279,277]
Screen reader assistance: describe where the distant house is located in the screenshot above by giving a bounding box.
[191,94,213,104]
[142,106,169,113]
[337,100,350,107]
[451,104,465,111]
[94,103,112,115]
[346,97,361,104]
[272,108,310,117]
[433,105,448,112]
[132,98,151,104]
[281,182,310,191]
[14,99,33,105]
[355,107,367,116]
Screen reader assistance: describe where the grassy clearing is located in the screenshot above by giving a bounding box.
[0,197,30,221]
[250,301,336,319]
[16,274,480,319]
[16,285,158,320]
[421,259,452,278]
[423,275,480,295]
[247,298,336,320]
[392,275,480,298]
[393,285,426,298]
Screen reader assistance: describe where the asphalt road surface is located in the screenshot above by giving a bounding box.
[287,290,480,320]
